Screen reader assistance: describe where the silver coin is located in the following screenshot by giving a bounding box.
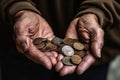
[51,37,63,45]
[61,45,74,56]
[62,56,74,66]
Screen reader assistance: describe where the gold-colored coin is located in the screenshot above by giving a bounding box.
[62,56,74,66]
[42,41,58,52]
[75,51,86,58]
[35,42,46,50]
[71,55,82,65]
[33,37,48,45]
[63,38,78,46]
[73,42,84,50]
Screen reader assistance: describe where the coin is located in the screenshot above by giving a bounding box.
[71,55,82,65]
[42,41,58,52]
[75,51,86,58]
[58,44,65,53]
[51,37,63,46]
[61,45,74,56]
[62,56,74,66]
[33,37,48,45]
[73,42,84,50]
[35,42,46,50]
[63,38,78,46]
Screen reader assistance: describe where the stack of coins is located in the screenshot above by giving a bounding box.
[33,37,89,66]
[33,37,58,52]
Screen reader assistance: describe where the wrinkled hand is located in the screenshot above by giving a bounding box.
[14,10,58,70]
[55,14,104,76]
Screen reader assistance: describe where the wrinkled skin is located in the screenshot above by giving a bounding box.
[14,10,58,70]
[55,14,104,76]
[14,10,104,76]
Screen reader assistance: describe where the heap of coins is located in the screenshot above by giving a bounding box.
[33,37,89,66]
[33,37,58,52]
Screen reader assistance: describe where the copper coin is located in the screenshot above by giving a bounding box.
[42,41,58,52]
[61,45,74,56]
[51,37,63,45]
[75,51,86,58]
[62,56,74,66]
[71,55,82,65]
[33,37,48,45]
[35,42,46,50]
[58,44,66,53]
[63,38,78,46]
[73,42,84,50]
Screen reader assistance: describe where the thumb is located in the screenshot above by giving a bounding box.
[65,18,78,39]
[90,27,104,58]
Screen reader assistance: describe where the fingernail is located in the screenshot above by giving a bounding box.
[97,49,101,58]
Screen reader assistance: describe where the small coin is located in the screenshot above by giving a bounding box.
[51,37,63,46]
[62,56,74,66]
[63,38,78,46]
[73,42,84,50]
[35,42,46,50]
[58,44,65,53]
[61,45,74,56]
[71,55,82,65]
[75,51,86,58]
[33,37,48,45]
[42,41,58,52]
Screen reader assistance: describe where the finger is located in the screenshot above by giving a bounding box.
[55,61,64,72]
[60,66,76,76]
[77,51,95,75]
[45,52,57,66]
[51,51,58,58]
[57,54,64,61]
[48,56,57,66]
[90,27,104,58]
[55,54,64,72]
[65,19,79,39]
[77,28,90,43]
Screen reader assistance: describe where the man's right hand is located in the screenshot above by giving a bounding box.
[14,10,58,70]
[55,14,104,76]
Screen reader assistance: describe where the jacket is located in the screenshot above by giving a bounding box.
[0,0,120,65]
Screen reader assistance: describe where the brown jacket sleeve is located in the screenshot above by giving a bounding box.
[0,0,40,25]
[76,0,120,29]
